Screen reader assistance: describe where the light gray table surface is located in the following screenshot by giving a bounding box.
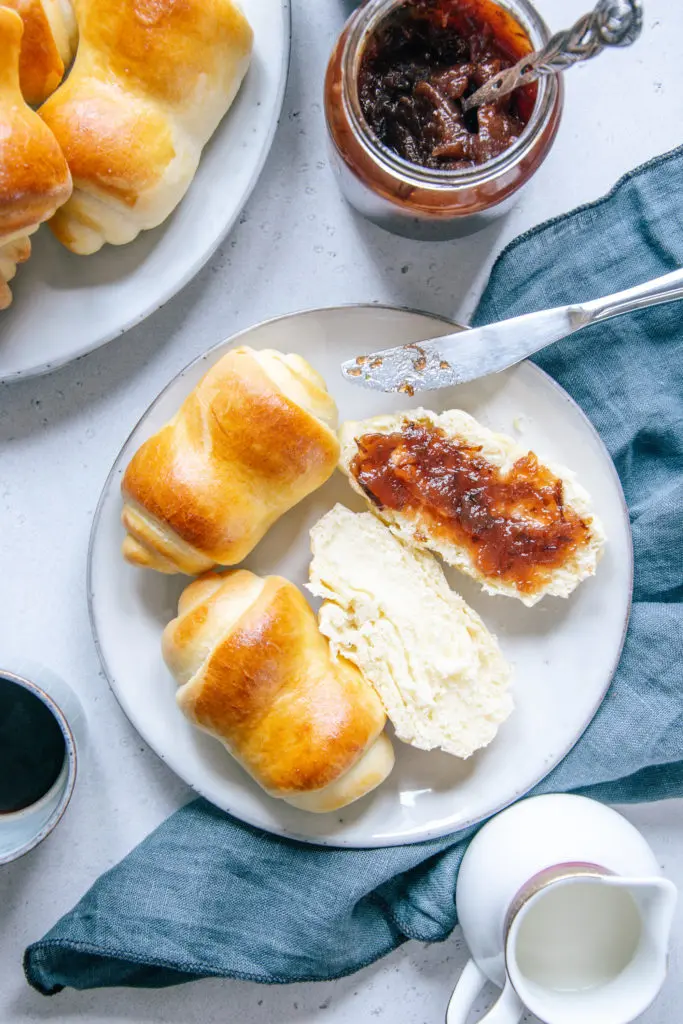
[1,1,682,1021]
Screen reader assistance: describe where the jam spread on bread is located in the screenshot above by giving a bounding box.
[350,422,591,594]
[358,0,536,170]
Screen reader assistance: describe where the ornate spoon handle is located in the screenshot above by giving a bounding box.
[461,0,643,113]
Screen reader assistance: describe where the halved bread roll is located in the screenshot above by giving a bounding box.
[339,409,605,607]
[121,348,341,575]
[308,505,512,758]
[163,570,394,812]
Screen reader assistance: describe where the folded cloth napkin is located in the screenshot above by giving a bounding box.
[25,144,683,994]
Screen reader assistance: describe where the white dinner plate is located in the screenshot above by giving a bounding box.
[88,306,633,848]
[0,0,290,383]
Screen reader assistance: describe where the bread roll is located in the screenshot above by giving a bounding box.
[39,0,253,254]
[5,0,77,104]
[0,7,72,309]
[162,571,394,812]
[309,505,512,758]
[339,409,605,607]
[121,348,341,574]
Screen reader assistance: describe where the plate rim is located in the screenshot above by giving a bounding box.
[87,303,634,848]
[1,0,293,385]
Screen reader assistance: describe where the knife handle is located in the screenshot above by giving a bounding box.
[583,267,683,324]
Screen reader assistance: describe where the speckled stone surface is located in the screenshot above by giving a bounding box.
[1,1,682,1021]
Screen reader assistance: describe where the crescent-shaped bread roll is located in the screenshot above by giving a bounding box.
[162,571,395,812]
[121,348,341,575]
[39,0,253,254]
[4,0,77,105]
[0,7,72,309]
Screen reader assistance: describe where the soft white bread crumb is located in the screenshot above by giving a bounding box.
[308,505,513,759]
[339,408,606,608]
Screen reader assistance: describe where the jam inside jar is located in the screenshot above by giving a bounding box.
[324,0,562,237]
[358,0,538,170]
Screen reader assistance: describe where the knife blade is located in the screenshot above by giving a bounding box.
[340,306,590,394]
[340,266,683,394]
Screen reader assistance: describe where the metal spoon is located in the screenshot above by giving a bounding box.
[461,0,643,114]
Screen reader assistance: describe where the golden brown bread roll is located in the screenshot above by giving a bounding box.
[162,571,395,812]
[39,0,253,254]
[0,6,72,310]
[4,0,77,105]
[121,347,341,575]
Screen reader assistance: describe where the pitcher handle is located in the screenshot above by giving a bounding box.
[446,961,524,1024]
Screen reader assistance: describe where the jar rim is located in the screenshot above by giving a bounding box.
[341,0,560,191]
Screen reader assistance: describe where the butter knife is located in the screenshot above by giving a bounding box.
[341,268,683,394]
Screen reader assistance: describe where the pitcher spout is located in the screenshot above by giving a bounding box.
[613,875,678,964]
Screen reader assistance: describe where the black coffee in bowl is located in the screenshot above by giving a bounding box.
[0,676,66,813]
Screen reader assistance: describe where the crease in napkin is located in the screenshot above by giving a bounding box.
[25,144,683,994]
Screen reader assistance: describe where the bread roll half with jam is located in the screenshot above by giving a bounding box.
[339,408,605,607]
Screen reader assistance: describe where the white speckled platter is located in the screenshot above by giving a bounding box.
[0,0,290,383]
[88,306,633,848]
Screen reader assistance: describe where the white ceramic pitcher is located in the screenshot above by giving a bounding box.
[448,794,677,1024]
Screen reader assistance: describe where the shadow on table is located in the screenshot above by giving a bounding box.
[0,264,213,447]
[345,204,512,325]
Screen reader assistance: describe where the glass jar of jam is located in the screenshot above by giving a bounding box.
[324,0,563,239]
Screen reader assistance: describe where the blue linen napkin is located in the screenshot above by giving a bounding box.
[25,144,683,994]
